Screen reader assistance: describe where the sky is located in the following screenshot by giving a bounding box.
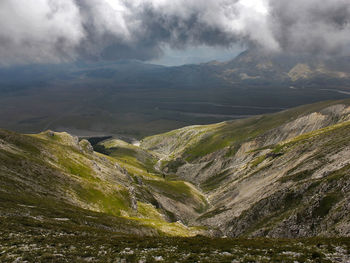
[0,0,349,67]
[150,45,244,66]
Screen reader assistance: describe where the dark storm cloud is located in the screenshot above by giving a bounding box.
[0,0,349,66]
[269,0,350,55]
[74,0,253,61]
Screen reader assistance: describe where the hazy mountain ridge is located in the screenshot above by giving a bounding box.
[210,50,350,84]
[1,50,348,90]
[1,50,350,137]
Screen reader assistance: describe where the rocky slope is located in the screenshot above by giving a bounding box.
[2,98,350,261]
[1,98,350,242]
[140,98,350,238]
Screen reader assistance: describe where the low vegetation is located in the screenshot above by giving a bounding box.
[2,99,350,261]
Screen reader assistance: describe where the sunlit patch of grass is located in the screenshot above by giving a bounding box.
[137,202,164,221]
[74,184,131,217]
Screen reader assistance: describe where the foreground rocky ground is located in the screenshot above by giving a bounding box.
[1,194,349,262]
[1,223,350,263]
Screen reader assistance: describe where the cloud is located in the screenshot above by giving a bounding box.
[0,0,349,66]
[0,0,84,65]
[269,0,350,55]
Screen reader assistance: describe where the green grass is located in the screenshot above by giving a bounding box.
[276,120,350,154]
[137,202,164,221]
[326,164,350,183]
[2,96,350,249]
[0,128,211,237]
[164,158,186,173]
[197,206,230,221]
[59,155,95,179]
[96,138,158,174]
[0,130,41,155]
[145,179,193,202]
[74,185,131,216]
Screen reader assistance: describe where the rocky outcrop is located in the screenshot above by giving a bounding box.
[79,139,94,154]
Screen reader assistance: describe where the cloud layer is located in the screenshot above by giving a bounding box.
[0,0,349,65]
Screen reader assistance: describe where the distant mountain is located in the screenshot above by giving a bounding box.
[1,50,349,88]
[0,52,350,137]
[208,50,350,86]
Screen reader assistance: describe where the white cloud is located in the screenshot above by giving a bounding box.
[0,0,348,66]
[0,0,84,65]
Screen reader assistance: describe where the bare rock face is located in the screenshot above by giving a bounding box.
[128,186,138,211]
[79,139,94,154]
[47,130,55,137]
[140,101,350,238]
[41,130,80,148]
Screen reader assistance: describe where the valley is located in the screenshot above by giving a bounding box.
[1,98,350,261]
[1,51,349,138]
[2,1,350,261]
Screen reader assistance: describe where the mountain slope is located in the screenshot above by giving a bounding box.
[0,129,207,238]
[140,99,350,237]
[1,98,350,242]
[2,99,350,261]
[214,49,350,85]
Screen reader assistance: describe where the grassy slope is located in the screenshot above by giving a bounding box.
[0,129,205,237]
[2,99,350,260]
[96,138,158,173]
[94,138,209,223]
[142,98,350,161]
[1,126,350,261]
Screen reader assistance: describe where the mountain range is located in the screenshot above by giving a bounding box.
[212,50,350,85]
[0,50,349,137]
[1,98,350,261]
